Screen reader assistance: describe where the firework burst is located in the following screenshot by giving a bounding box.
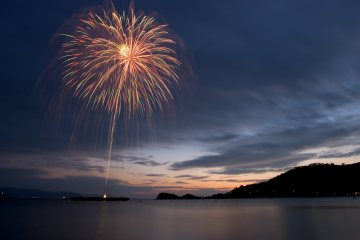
[61,3,180,119]
[59,1,182,186]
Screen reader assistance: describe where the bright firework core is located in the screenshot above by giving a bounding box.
[119,44,130,57]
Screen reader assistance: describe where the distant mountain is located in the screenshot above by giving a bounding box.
[0,187,93,199]
[156,163,360,200]
[210,163,360,199]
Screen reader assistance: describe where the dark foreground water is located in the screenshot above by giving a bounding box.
[1,198,359,240]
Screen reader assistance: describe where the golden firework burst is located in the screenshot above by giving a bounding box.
[61,3,180,119]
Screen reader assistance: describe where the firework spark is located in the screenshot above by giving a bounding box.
[59,2,181,186]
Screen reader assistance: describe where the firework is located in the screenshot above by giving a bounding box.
[59,1,181,186]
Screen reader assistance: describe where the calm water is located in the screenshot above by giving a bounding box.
[1,198,359,240]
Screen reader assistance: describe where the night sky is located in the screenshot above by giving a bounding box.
[2,0,360,198]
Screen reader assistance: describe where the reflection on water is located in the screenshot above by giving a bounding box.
[1,198,359,240]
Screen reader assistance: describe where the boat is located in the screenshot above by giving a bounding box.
[71,196,129,201]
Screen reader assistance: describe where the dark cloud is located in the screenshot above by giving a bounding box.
[145,174,166,177]
[112,155,168,167]
[316,146,360,159]
[0,153,105,173]
[196,134,238,143]
[49,156,105,172]
[175,175,209,180]
[201,179,265,183]
[170,121,358,172]
[201,179,240,183]
[144,179,157,183]
[133,160,169,167]
[0,167,127,195]
[111,155,151,162]
[208,168,287,176]
[175,181,189,184]
[0,168,46,180]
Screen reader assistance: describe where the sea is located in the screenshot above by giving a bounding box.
[1,198,359,240]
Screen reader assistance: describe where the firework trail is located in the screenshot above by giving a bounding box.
[59,1,181,187]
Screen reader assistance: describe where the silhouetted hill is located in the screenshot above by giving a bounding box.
[210,163,360,198]
[156,192,201,199]
[0,187,92,199]
[157,192,181,199]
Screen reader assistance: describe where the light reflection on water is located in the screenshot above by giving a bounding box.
[1,198,359,240]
